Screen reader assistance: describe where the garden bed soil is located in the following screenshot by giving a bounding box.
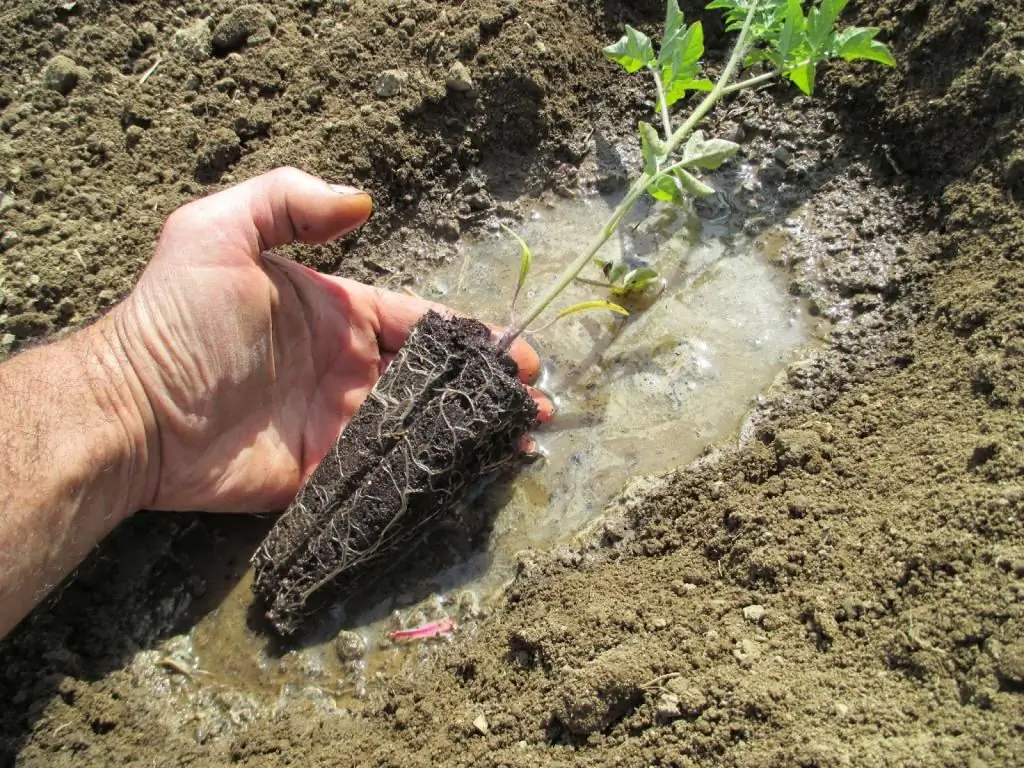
[1,0,1023,766]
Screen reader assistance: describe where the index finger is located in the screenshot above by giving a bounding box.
[338,278,542,383]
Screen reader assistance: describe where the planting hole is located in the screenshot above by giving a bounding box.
[181,184,821,706]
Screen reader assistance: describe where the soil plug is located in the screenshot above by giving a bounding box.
[252,312,536,634]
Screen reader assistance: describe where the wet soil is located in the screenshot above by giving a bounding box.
[1,0,1023,766]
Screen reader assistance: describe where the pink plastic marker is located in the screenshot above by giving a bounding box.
[387,617,456,643]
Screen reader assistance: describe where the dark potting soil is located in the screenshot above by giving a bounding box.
[252,311,537,634]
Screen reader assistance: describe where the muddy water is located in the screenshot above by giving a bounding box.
[171,190,818,715]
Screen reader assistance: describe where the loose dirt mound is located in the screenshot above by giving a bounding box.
[1,0,1022,766]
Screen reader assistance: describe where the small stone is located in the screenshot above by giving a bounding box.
[1,333,15,348]
[334,631,366,662]
[446,61,474,93]
[665,678,707,716]
[374,69,408,98]
[0,230,19,252]
[173,20,213,62]
[42,55,84,95]
[212,5,277,52]
[773,146,792,165]
[137,21,158,46]
[743,604,766,622]
[472,714,489,735]
[0,191,14,216]
[833,701,849,718]
[655,692,682,722]
[125,124,144,149]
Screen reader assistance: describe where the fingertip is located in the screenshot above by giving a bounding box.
[508,338,541,383]
[525,385,555,423]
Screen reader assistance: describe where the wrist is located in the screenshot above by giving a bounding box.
[77,305,161,521]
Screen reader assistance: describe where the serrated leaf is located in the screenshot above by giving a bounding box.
[677,168,716,197]
[556,300,630,321]
[835,27,896,66]
[681,132,741,170]
[639,121,666,173]
[603,25,655,73]
[776,0,806,63]
[808,0,845,53]
[787,61,817,95]
[661,0,685,55]
[501,225,533,312]
[661,20,703,76]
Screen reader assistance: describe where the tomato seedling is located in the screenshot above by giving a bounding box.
[495,0,895,352]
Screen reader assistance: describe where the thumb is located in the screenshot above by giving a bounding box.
[194,166,373,252]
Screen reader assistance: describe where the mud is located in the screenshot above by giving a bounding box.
[1,0,1023,766]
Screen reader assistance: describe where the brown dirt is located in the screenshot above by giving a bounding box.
[1,0,1023,766]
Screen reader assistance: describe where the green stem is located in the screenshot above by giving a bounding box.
[721,69,779,95]
[495,0,762,355]
[651,67,674,140]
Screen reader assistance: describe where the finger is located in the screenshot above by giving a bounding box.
[378,352,396,376]
[495,330,541,384]
[195,166,373,253]
[337,279,542,381]
[526,385,555,423]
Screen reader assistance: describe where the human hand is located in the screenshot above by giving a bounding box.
[108,167,549,514]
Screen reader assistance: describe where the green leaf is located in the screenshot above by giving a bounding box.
[835,27,896,66]
[787,61,817,95]
[611,266,661,295]
[681,131,741,170]
[638,121,666,173]
[776,0,806,63]
[807,0,846,53]
[660,21,707,107]
[661,0,685,55]
[649,172,684,204]
[603,25,655,73]
[556,300,630,321]
[676,168,716,197]
[501,225,533,311]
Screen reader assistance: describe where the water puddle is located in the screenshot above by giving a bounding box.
[166,187,818,719]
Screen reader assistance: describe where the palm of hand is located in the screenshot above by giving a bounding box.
[113,169,540,513]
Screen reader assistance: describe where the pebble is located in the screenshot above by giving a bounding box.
[1,333,15,348]
[472,714,489,735]
[743,604,766,622]
[212,5,277,52]
[0,191,14,215]
[374,69,408,98]
[833,701,849,718]
[334,631,366,662]
[446,61,475,93]
[172,20,213,62]
[137,21,158,46]
[773,146,793,165]
[42,55,84,96]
